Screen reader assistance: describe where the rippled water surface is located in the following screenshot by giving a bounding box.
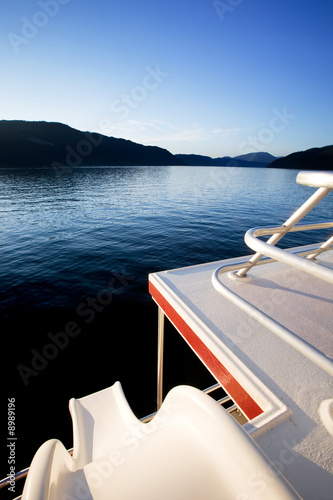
[1,165,332,468]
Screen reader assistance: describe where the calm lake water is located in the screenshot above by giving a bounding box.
[1,165,332,470]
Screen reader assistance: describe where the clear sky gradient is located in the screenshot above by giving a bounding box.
[1,0,332,157]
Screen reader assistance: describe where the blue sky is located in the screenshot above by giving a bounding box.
[1,0,332,157]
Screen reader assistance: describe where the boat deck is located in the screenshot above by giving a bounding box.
[149,248,333,499]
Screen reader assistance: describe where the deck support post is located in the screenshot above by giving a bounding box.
[157,307,165,410]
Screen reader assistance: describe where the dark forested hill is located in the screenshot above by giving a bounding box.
[267,145,333,170]
[0,120,185,168]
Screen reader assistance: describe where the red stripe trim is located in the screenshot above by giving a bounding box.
[149,280,263,420]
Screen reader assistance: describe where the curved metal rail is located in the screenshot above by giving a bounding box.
[212,249,333,376]
[212,174,333,376]
[245,222,333,284]
[237,184,332,277]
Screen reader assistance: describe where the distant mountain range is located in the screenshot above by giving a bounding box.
[176,152,277,167]
[0,120,331,170]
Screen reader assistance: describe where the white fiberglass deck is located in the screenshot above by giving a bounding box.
[149,249,333,499]
[148,171,333,499]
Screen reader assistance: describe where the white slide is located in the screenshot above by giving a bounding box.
[22,383,301,500]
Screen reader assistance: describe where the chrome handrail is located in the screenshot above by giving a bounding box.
[237,184,332,277]
[0,469,29,489]
[211,175,333,374]
[245,222,333,283]
[212,246,333,376]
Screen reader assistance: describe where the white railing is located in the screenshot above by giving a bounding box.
[211,248,333,376]
[236,183,332,278]
[212,171,333,376]
[245,222,333,283]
